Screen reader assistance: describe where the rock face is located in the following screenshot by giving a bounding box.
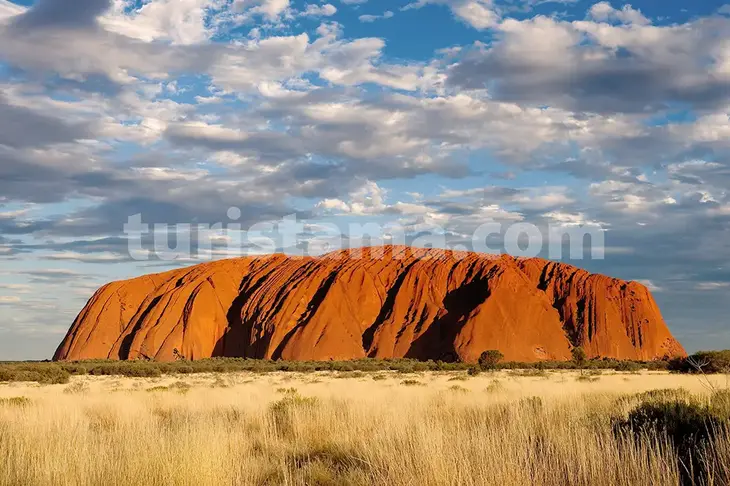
[54,246,686,362]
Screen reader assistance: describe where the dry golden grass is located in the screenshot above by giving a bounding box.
[0,370,728,486]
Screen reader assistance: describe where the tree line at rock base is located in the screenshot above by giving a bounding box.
[0,351,725,384]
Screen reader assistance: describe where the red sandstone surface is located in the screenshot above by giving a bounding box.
[54,246,686,362]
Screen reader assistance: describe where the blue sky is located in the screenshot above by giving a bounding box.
[0,0,729,359]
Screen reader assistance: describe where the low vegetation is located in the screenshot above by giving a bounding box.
[668,350,730,374]
[615,388,730,485]
[0,357,674,383]
[0,371,729,485]
[0,350,727,384]
[478,349,504,370]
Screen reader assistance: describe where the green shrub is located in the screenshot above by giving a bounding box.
[59,364,88,375]
[174,365,195,374]
[614,360,641,372]
[571,347,587,366]
[668,351,730,374]
[0,365,70,384]
[693,351,730,373]
[478,350,504,371]
[88,363,162,378]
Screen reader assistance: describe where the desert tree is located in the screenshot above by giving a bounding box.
[478,350,505,371]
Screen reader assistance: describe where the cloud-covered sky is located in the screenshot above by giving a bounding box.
[0,0,729,359]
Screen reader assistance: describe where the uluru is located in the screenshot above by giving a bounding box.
[54,246,686,363]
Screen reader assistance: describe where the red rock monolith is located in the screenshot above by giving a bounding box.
[54,246,686,362]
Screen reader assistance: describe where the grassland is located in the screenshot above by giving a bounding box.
[1,369,729,485]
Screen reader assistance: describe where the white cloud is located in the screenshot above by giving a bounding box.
[209,29,431,93]
[101,0,221,44]
[543,211,603,227]
[403,0,499,30]
[588,2,650,26]
[131,167,209,181]
[316,181,388,215]
[0,0,25,21]
[696,282,730,291]
[302,3,337,16]
[46,251,131,263]
[233,0,291,21]
[636,279,662,292]
[359,10,393,22]
[0,284,31,292]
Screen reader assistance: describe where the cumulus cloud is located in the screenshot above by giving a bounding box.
[0,0,219,88]
[227,0,292,22]
[9,0,111,29]
[448,15,730,113]
[588,2,650,25]
[101,0,221,44]
[0,0,729,357]
[302,3,337,17]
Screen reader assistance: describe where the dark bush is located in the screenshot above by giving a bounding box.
[615,398,729,485]
[0,364,70,384]
[614,360,641,372]
[59,364,88,375]
[478,350,504,371]
[668,351,730,374]
[571,346,587,366]
[174,365,195,374]
[691,351,730,373]
[88,363,161,377]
